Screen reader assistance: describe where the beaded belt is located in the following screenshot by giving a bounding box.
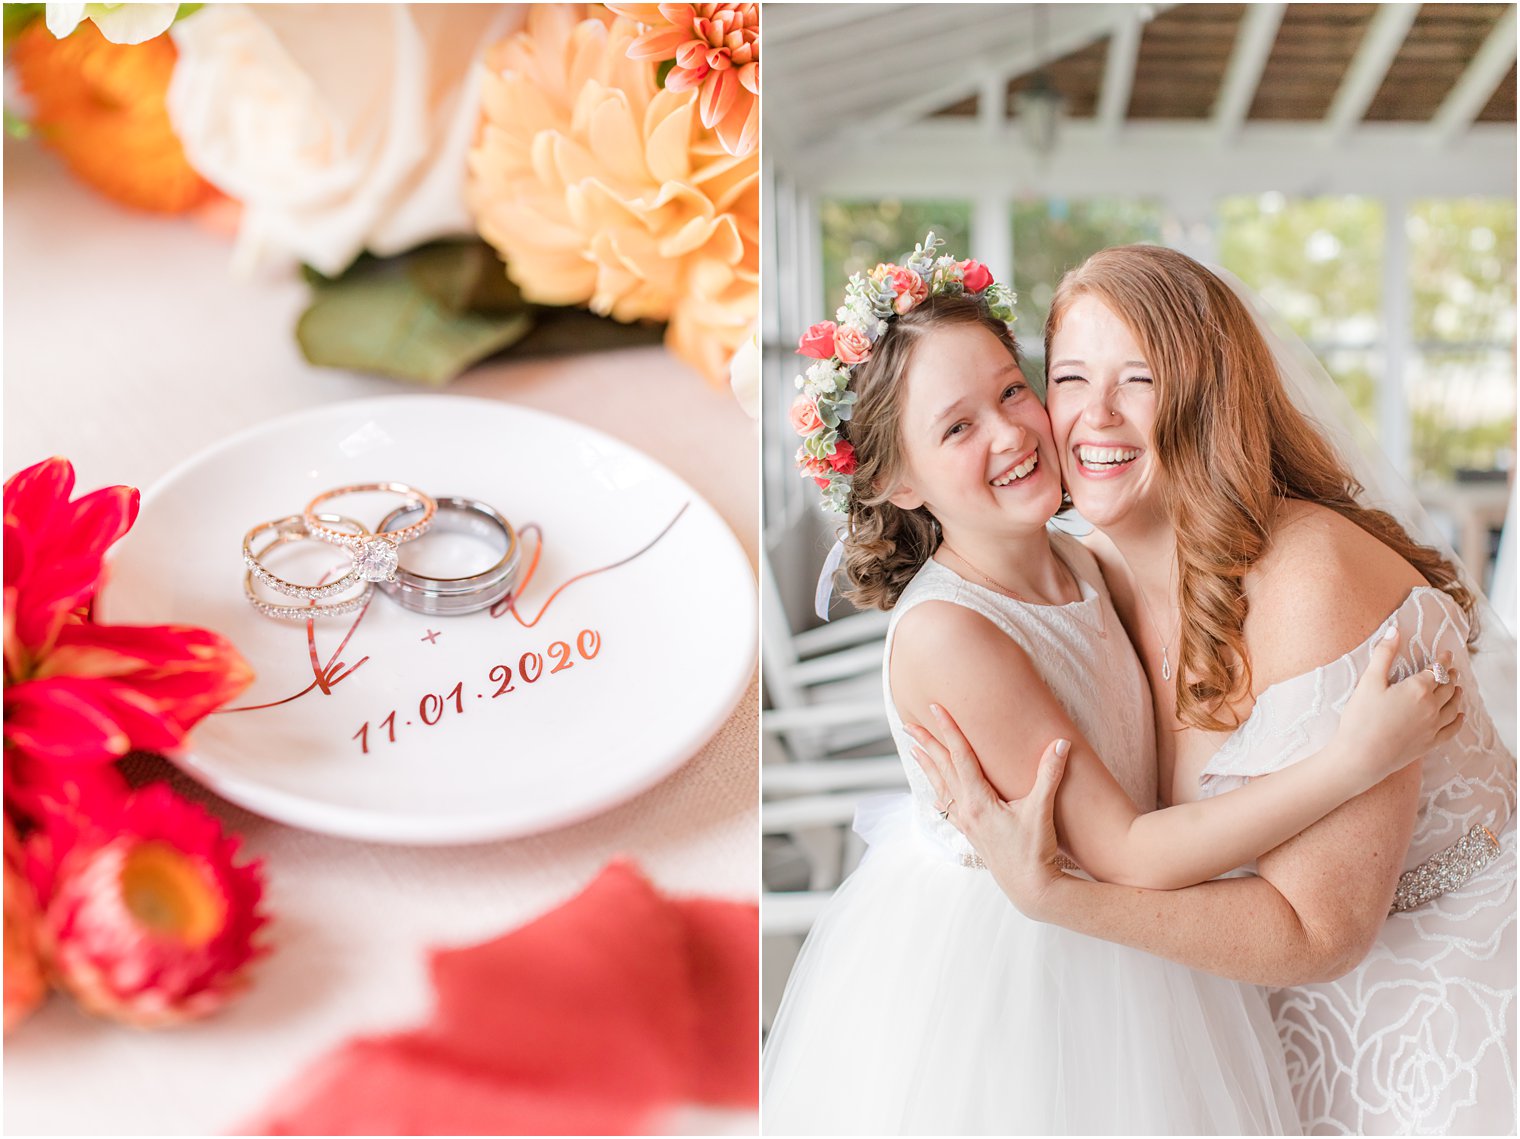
[1389,822,1503,914]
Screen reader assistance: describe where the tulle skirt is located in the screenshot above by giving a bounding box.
[761,798,1299,1135]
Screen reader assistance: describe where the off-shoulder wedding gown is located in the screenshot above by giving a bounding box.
[1200,586,1516,1135]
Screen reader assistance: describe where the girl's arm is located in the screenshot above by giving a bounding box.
[918,731,1420,987]
[891,602,1458,891]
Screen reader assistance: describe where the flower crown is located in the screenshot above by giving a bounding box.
[790,232,1017,513]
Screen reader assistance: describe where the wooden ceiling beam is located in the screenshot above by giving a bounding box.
[1428,5,1518,148]
[1097,6,1144,143]
[845,4,1145,149]
[1322,4,1419,146]
[1212,3,1286,145]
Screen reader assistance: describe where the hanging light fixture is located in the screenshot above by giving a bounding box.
[1015,4,1067,156]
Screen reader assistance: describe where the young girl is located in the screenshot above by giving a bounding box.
[760,236,1463,1134]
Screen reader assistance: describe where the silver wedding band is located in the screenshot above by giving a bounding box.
[376,496,521,616]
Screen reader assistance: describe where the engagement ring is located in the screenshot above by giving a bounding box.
[304,482,437,581]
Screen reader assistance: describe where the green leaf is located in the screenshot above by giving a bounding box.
[297,261,534,386]
[507,307,666,359]
[656,58,677,88]
[406,241,524,316]
[4,4,43,50]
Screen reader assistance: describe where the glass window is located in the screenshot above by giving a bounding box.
[1217,194,1385,433]
[1407,199,1516,480]
[1011,198,1165,333]
[818,199,971,303]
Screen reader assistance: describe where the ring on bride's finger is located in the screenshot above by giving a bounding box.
[1428,662,1451,685]
[936,798,955,821]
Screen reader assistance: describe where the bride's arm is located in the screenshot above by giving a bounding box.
[943,738,1420,987]
[892,602,1456,891]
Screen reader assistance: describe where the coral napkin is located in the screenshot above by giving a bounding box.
[243,862,758,1135]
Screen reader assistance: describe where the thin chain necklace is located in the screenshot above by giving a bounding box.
[1134,581,1178,682]
[938,542,1105,640]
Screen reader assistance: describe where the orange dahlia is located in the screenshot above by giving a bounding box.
[606,4,758,158]
[28,786,268,1027]
[10,19,219,213]
[466,5,758,388]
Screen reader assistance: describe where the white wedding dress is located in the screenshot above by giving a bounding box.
[1199,586,1517,1135]
[762,531,1299,1135]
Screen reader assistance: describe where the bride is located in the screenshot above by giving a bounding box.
[911,244,1517,1135]
[761,236,1462,1134]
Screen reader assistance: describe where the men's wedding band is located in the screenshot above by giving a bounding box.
[376,496,521,616]
[243,513,375,620]
[1429,662,1451,685]
[304,482,437,582]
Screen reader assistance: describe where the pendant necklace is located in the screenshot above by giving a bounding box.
[1135,583,1178,682]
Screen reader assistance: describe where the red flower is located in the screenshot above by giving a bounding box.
[960,260,993,293]
[3,458,253,784]
[4,457,138,676]
[796,320,837,359]
[828,440,858,476]
[26,784,268,1027]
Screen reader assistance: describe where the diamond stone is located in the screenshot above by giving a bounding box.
[351,537,399,582]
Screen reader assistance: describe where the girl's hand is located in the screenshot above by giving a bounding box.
[905,705,1071,919]
[1337,626,1464,791]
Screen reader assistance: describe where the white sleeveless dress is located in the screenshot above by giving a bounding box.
[762,531,1299,1134]
[1200,587,1517,1135]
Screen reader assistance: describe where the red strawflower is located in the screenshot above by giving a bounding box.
[26,784,268,1027]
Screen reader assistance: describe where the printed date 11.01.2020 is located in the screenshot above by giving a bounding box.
[351,628,602,754]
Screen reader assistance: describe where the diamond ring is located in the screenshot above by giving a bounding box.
[1428,661,1451,685]
[303,482,438,582]
[243,513,375,620]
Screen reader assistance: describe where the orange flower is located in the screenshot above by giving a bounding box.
[607,3,758,158]
[467,6,758,388]
[10,20,219,213]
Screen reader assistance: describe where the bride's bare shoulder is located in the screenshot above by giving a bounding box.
[1242,500,1425,689]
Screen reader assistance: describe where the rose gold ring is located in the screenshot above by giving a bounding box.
[243,513,375,620]
[303,482,436,582]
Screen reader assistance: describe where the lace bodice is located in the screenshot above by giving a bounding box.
[882,529,1156,861]
[1199,587,1517,867]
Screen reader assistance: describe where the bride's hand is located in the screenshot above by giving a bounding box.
[1337,627,1465,792]
[904,705,1071,919]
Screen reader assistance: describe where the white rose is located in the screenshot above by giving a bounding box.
[729,326,760,419]
[166,4,523,276]
[47,3,179,44]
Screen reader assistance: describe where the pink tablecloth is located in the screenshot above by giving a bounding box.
[2,136,757,1135]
